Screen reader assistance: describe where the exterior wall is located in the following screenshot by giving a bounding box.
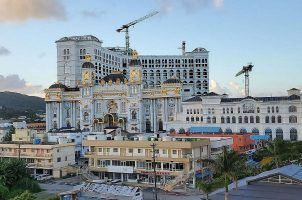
[12,129,46,143]
[0,143,75,178]
[170,93,302,141]
[83,139,210,184]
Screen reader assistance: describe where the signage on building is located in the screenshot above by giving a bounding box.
[107,166,133,173]
[139,170,171,175]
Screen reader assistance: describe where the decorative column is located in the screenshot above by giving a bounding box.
[59,102,63,128]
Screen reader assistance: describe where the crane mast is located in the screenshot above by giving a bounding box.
[117,11,159,55]
[235,63,254,97]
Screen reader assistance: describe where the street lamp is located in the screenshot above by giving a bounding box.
[150,142,158,200]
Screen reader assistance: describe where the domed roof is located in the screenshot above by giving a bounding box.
[82,62,94,69]
[101,72,128,84]
[49,82,68,89]
[163,78,182,84]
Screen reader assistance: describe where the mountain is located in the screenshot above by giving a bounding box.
[0,92,45,120]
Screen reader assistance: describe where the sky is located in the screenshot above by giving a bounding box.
[0,0,301,97]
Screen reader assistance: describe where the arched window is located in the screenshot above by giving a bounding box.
[221,117,225,124]
[226,108,229,114]
[169,70,174,77]
[238,116,242,123]
[186,117,189,122]
[265,128,272,139]
[225,128,232,134]
[289,115,297,123]
[240,128,247,134]
[223,108,225,114]
[277,115,282,123]
[132,110,137,120]
[156,70,161,79]
[226,116,230,123]
[191,117,194,122]
[256,116,260,123]
[267,107,270,113]
[289,105,297,113]
[257,107,260,113]
[271,116,275,123]
[249,116,254,123]
[212,117,216,123]
[143,70,147,79]
[238,107,241,113]
[252,128,259,134]
[290,128,298,141]
[232,116,236,123]
[276,106,279,113]
[265,116,269,123]
[149,70,154,79]
[163,70,168,79]
[244,116,248,123]
[275,128,283,140]
[211,108,214,114]
[272,107,275,113]
[196,117,199,122]
[207,117,211,123]
[231,108,233,113]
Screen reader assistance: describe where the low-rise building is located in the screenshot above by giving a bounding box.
[83,135,210,190]
[12,128,47,143]
[0,142,75,178]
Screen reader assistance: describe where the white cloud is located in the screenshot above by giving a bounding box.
[0,74,44,97]
[210,79,245,97]
[0,46,10,56]
[0,0,66,22]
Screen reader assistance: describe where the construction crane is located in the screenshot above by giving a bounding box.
[116,11,159,55]
[235,63,254,97]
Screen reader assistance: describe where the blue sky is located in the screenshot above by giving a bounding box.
[0,0,301,97]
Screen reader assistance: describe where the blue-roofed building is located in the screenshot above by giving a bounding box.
[188,126,222,134]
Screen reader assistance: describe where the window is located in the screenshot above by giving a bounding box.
[256,116,260,123]
[212,117,216,123]
[232,116,236,123]
[257,107,260,113]
[65,156,67,161]
[207,117,211,123]
[57,157,61,162]
[162,149,167,154]
[290,128,298,141]
[186,117,189,122]
[276,106,279,113]
[277,115,282,123]
[238,107,240,113]
[137,149,142,153]
[172,150,177,154]
[223,108,225,114]
[244,116,248,123]
[271,116,275,123]
[289,115,297,123]
[238,116,242,123]
[289,105,297,112]
[275,129,283,140]
[191,117,194,122]
[113,148,118,152]
[128,148,133,153]
[265,116,269,123]
[267,107,270,113]
[250,116,254,123]
[221,117,225,124]
[226,116,230,123]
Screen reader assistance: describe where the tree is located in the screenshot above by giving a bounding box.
[196,178,223,200]
[200,147,243,200]
[169,128,176,134]
[0,184,9,200]
[11,190,36,200]
[3,126,15,142]
[179,128,185,134]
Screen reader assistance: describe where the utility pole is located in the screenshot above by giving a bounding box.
[151,143,158,200]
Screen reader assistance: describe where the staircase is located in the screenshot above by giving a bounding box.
[162,170,194,191]
[79,166,100,181]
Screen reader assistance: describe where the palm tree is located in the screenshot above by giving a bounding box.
[200,147,243,200]
[196,178,223,200]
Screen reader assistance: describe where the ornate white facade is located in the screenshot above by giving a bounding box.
[45,53,182,134]
[168,89,302,141]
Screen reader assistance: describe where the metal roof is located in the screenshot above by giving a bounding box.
[188,126,222,134]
